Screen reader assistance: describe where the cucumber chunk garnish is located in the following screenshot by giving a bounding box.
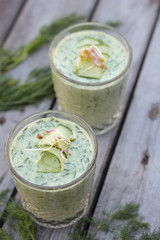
[82,44,110,55]
[76,57,104,79]
[56,124,72,139]
[36,147,66,173]
[82,37,100,46]
[75,37,110,79]
[96,44,110,54]
[36,151,62,173]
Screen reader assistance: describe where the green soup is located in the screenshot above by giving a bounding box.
[7,112,97,228]
[54,31,128,83]
[49,25,131,134]
[11,117,93,186]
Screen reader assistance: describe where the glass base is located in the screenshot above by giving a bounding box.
[57,104,122,136]
[28,208,87,229]
[92,111,122,135]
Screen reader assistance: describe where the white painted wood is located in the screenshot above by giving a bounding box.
[0,0,97,214]
[89,14,160,239]
[0,0,24,42]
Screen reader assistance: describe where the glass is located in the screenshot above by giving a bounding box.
[49,22,132,135]
[5,111,97,228]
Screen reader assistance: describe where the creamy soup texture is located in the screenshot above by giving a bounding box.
[53,30,128,83]
[11,117,93,186]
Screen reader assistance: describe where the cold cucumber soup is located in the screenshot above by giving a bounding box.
[6,111,97,228]
[11,116,93,186]
[53,31,128,83]
[49,25,131,134]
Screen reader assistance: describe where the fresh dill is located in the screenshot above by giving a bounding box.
[69,202,160,240]
[0,66,54,111]
[0,13,83,72]
[0,189,10,205]
[3,201,36,240]
[0,228,10,240]
[0,173,7,184]
[0,200,159,240]
[106,21,121,27]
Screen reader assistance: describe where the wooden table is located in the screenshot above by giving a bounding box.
[0,0,160,239]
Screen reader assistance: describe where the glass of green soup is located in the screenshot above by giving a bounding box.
[5,111,97,228]
[49,22,132,134]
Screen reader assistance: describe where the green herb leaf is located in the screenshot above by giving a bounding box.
[0,189,10,205]
[69,202,160,240]
[5,201,36,240]
[0,66,54,111]
[0,13,84,72]
[106,21,121,27]
[0,228,11,240]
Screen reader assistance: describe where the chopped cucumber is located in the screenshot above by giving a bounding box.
[76,57,103,79]
[82,44,109,55]
[36,151,62,173]
[82,37,100,46]
[36,147,66,173]
[56,124,72,139]
[75,37,110,79]
[96,44,110,54]
[77,66,103,79]
[36,124,72,150]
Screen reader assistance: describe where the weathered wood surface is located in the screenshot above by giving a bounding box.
[88,0,159,207]
[1,0,160,239]
[0,0,25,42]
[0,0,97,215]
[88,13,160,239]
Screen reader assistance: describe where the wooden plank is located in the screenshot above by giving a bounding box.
[88,14,160,239]
[44,0,160,239]
[0,0,97,217]
[0,0,25,42]
[84,0,160,202]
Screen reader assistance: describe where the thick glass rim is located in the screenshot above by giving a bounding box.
[49,22,132,86]
[5,110,98,191]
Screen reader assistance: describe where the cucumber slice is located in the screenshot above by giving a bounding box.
[75,45,107,79]
[77,59,104,79]
[36,134,70,152]
[56,124,72,139]
[36,124,72,149]
[82,37,100,46]
[96,44,110,54]
[36,151,62,173]
[36,147,65,173]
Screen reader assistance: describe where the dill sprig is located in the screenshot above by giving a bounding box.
[0,189,10,205]
[0,13,83,72]
[4,201,36,240]
[69,202,160,240]
[106,21,121,27]
[0,66,54,111]
[0,228,10,240]
[0,173,7,184]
